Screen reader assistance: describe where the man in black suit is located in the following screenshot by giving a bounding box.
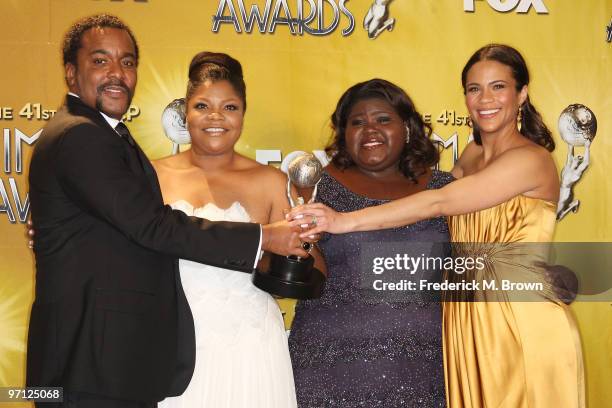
[27,14,308,407]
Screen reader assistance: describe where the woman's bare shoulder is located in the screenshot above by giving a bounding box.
[461,140,484,160]
[235,155,286,181]
[152,152,189,171]
[501,141,555,166]
[452,141,483,178]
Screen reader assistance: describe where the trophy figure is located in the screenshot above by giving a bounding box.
[161,98,190,155]
[556,104,597,220]
[252,153,327,299]
[363,0,395,39]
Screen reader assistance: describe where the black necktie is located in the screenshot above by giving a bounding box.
[115,121,145,171]
[115,122,135,146]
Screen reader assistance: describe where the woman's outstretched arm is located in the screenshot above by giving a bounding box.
[289,145,557,236]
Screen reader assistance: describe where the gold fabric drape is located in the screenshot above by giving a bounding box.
[444,196,585,407]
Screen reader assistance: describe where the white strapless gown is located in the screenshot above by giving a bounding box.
[159,200,297,408]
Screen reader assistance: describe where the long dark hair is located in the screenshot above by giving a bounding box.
[461,44,554,151]
[186,51,247,111]
[326,79,439,183]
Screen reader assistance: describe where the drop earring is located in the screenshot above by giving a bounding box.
[405,124,410,144]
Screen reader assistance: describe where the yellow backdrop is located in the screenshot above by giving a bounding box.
[0,0,610,406]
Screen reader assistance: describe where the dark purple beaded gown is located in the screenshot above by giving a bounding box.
[288,170,453,407]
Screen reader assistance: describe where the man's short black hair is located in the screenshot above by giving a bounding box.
[62,14,139,67]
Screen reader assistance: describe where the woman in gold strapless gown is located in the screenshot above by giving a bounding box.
[444,196,583,407]
[288,44,584,407]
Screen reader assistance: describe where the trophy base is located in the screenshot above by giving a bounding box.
[252,255,326,300]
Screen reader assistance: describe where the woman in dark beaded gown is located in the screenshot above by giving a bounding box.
[288,79,452,407]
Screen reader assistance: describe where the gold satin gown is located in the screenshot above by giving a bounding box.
[444,195,585,407]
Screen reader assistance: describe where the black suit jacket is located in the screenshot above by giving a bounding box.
[27,95,260,402]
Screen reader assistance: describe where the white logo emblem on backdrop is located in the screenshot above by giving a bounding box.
[363,0,395,39]
[161,98,189,155]
[463,0,548,13]
[556,104,597,221]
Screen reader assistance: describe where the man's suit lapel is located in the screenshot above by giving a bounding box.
[135,144,164,201]
[65,95,163,200]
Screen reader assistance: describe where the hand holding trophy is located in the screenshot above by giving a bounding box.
[252,152,327,299]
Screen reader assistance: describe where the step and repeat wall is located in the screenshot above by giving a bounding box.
[0,1,610,406]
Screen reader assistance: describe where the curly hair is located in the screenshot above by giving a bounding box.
[461,44,554,152]
[326,78,439,183]
[62,14,139,67]
[186,51,247,111]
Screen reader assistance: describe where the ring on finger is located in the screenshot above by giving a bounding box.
[311,215,318,226]
[301,241,313,253]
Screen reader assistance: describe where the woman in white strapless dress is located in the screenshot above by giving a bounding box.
[160,201,296,408]
[153,52,323,408]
